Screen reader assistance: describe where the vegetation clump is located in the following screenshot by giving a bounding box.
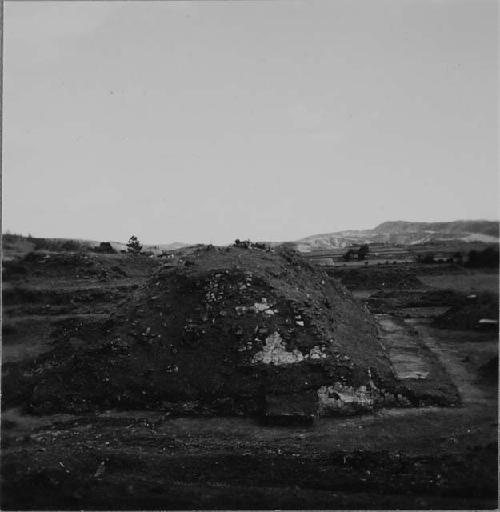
[126,235,143,254]
[466,246,499,268]
[233,239,270,250]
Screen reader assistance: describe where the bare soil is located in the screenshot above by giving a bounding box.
[1,250,498,509]
[330,266,423,290]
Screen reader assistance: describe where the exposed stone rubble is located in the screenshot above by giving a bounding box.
[251,332,305,365]
[251,332,331,365]
[318,383,374,412]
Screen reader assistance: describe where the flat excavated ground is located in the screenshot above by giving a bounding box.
[1,254,498,509]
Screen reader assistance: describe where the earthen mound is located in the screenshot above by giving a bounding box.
[7,246,406,418]
[3,251,158,282]
[432,292,499,330]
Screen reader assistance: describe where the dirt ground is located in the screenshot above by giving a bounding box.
[417,268,500,293]
[1,252,498,509]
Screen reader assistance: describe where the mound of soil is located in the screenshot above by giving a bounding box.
[331,267,423,290]
[4,246,407,418]
[432,293,499,330]
[3,252,102,279]
[3,285,133,308]
[2,252,159,281]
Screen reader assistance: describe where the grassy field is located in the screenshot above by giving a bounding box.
[418,270,499,293]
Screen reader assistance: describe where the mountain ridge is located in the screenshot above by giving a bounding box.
[294,220,499,252]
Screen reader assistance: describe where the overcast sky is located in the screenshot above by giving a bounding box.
[3,0,498,244]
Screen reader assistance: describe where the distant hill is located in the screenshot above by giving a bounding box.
[156,242,189,251]
[1,233,190,258]
[374,221,499,237]
[295,220,499,252]
[109,241,189,253]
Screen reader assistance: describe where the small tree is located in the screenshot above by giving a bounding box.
[452,251,463,264]
[342,249,355,261]
[422,253,435,264]
[358,244,369,261]
[126,235,143,254]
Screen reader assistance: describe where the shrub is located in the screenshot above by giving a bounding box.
[126,235,143,254]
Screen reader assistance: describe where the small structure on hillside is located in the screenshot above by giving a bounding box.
[93,242,116,254]
[158,251,175,259]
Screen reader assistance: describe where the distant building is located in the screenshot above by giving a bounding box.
[158,251,175,259]
[93,242,116,254]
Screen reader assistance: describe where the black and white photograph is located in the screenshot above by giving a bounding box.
[1,0,498,509]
